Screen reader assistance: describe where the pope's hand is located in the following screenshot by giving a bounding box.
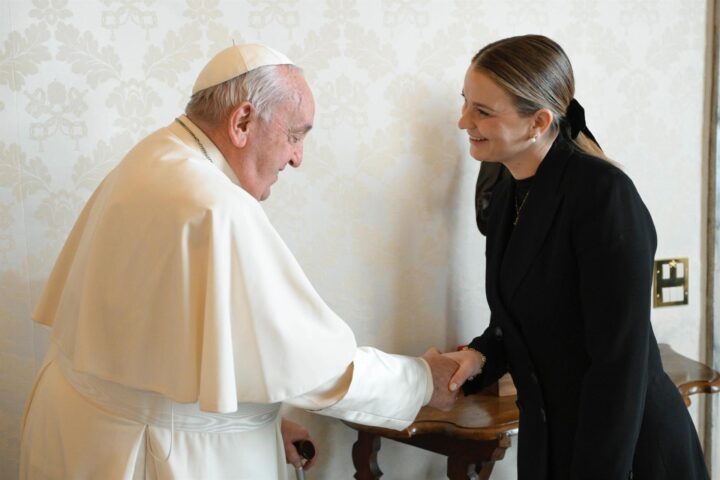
[281,418,317,471]
[422,347,460,411]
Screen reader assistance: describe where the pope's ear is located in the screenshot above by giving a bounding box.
[228,101,254,148]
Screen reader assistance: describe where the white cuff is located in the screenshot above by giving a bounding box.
[419,357,433,406]
[314,346,430,430]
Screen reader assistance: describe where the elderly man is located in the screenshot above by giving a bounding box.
[19,44,458,479]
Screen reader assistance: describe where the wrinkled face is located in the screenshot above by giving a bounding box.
[245,72,315,201]
[458,67,535,164]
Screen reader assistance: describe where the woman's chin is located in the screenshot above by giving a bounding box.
[469,152,496,163]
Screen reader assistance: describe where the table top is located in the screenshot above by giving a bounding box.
[346,392,519,441]
[659,343,720,399]
[344,343,720,442]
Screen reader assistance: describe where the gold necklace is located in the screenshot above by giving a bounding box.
[513,190,530,226]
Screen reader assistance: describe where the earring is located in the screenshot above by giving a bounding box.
[530,134,537,143]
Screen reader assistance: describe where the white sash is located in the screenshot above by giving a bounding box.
[49,343,280,433]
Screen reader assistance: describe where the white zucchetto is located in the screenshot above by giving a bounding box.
[192,43,294,95]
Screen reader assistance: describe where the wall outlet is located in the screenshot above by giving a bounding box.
[653,257,689,307]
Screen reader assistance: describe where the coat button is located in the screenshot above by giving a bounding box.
[540,408,546,423]
[530,372,538,384]
[493,326,503,338]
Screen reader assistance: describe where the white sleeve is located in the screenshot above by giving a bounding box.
[285,346,434,431]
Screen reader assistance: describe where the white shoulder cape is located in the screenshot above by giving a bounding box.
[33,117,357,413]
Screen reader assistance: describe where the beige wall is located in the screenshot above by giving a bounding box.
[0,0,710,478]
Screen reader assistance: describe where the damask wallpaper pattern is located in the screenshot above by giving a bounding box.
[0,0,709,478]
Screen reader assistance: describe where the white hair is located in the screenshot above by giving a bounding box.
[185,64,302,125]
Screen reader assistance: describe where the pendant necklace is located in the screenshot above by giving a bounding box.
[513,190,530,226]
[175,117,212,163]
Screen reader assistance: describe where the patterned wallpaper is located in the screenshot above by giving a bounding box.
[0,0,709,478]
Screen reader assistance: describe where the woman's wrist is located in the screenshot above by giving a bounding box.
[461,345,487,378]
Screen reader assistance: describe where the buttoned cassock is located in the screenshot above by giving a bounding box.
[463,138,709,480]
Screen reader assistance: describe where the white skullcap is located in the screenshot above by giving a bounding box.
[191,43,294,95]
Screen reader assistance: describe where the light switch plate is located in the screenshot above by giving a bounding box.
[653,257,689,307]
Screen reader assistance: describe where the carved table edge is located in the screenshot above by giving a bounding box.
[342,420,520,442]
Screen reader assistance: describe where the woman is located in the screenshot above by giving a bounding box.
[445,35,709,480]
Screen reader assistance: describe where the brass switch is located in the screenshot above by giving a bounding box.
[653,258,688,307]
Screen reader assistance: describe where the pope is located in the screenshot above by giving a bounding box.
[18,44,459,479]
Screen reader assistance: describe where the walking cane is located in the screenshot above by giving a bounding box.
[293,440,316,480]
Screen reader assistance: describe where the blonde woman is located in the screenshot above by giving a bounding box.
[446,35,709,480]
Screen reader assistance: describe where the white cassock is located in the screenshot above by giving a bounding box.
[19,116,432,480]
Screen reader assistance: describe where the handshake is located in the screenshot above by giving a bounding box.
[421,346,487,411]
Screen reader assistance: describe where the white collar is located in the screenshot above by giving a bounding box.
[171,115,241,186]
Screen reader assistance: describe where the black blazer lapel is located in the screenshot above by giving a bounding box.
[499,139,572,302]
[485,176,514,309]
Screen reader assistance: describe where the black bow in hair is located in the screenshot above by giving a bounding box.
[565,98,600,147]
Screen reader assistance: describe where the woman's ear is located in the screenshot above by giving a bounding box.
[228,101,254,148]
[533,108,554,136]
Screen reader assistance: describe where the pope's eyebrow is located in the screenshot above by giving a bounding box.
[293,124,313,134]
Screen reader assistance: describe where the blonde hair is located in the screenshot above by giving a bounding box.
[472,35,606,159]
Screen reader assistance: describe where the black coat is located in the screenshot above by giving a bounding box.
[463,137,709,480]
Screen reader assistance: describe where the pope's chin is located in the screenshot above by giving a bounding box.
[259,188,272,201]
[257,177,278,201]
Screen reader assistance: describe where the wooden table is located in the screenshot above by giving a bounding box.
[344,344,720,480]
[658,344,720,406]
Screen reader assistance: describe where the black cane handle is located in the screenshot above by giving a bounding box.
[293,440,316,460]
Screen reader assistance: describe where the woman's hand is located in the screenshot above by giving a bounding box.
[442,349,486,392]
[280,418,317,471]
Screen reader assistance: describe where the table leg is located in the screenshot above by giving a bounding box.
[446,456,479,480]
[477,439,511,480]
[446,439,509,480]
[352,431,383,479]
[477,459,498,480]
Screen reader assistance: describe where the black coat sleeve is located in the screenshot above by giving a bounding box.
[465,163,510,394]
[568,166,657,479]
[461,315,508,395]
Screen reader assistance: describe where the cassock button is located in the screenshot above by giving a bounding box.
[493,326,503,338]
[530,372,538,384]
[540,408,547,423]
